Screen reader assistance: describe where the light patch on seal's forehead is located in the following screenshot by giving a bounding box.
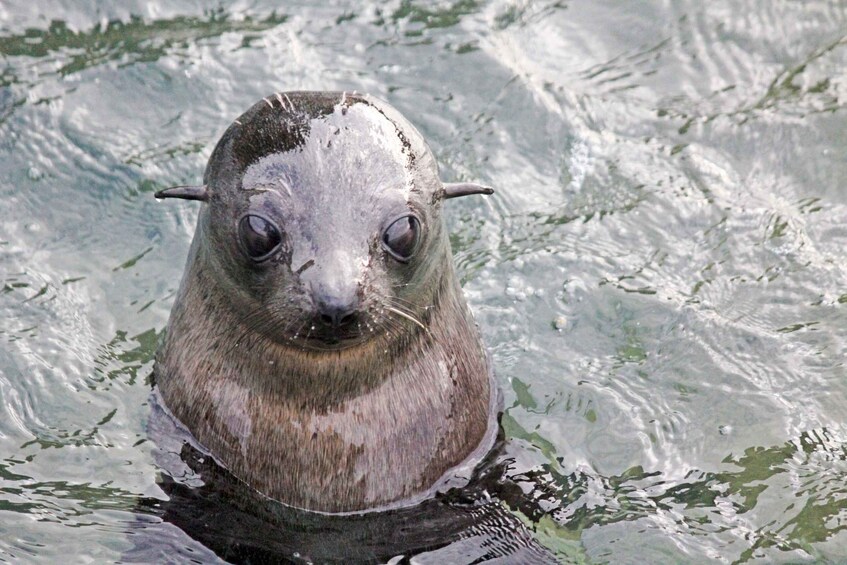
[240,103,412,200]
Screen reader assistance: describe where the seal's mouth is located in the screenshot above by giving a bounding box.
[299,331,370,351]
[295,313,372,351]
[244,304,408,352]
[301,339,359,352]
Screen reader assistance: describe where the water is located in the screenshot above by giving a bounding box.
[1,1,846,562]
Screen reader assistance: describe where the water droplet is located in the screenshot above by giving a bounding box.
[27,166,43,181]
[554,316,567,331]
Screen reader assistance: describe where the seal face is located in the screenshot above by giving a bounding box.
[154,91,497,513]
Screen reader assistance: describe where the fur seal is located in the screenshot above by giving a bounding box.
[153,91,497,514]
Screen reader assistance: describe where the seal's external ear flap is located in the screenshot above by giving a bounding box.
[154,185,209,202]
[442,182,495,200]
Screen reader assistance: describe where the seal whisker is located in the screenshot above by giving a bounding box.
[303,320,315,342]
[226,306,297,356]
[226,308,272,355]
[386,298,426,319]
[375,313,406,342]
[385,306,428,334]
[389,296,431,311]
[287,318,310,343]
[258,310,309,344]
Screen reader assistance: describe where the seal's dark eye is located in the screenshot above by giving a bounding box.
[239,215,282,261]
[382,215,421,262]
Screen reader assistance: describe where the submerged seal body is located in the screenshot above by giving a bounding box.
[154,91,497,513]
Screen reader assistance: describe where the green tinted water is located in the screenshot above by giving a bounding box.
[2,1,847,562]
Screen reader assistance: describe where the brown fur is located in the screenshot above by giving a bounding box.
[154,92,495,513]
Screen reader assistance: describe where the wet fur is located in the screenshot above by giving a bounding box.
[154,92,494,513]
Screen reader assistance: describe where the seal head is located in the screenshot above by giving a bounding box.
[154,91,496,513]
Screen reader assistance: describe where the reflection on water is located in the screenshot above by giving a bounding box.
[0,12,287,79]
[1,0,847,562]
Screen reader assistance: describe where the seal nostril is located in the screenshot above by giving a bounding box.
[316,302,358,329]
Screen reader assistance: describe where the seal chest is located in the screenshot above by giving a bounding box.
[154,91,497,513]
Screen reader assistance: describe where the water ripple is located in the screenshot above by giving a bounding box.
[2,0,847,562]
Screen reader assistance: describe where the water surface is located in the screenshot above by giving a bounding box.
[1,1,847,562]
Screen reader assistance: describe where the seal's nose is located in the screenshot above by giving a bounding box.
[300,249,362,330]
[316,294,358,329]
